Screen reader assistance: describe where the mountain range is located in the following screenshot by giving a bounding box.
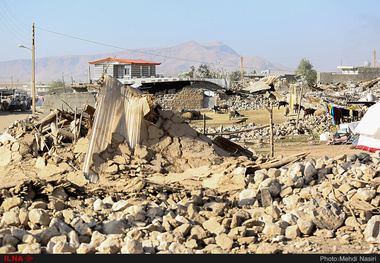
[0,41,293,83]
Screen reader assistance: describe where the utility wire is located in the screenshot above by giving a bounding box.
[0,2,30,43]
[0,0,29,31]
[0,0,29,36]
[35,26,291,73]
[0,13,29,44]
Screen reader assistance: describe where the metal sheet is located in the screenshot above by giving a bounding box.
[82,75,150,181]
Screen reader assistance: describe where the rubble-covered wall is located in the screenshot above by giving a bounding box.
[42,92,96,118]
[318,67,380,84]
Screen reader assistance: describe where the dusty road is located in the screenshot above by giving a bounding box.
[0,110,33,134]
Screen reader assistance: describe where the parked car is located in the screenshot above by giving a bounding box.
[8,90,32,112]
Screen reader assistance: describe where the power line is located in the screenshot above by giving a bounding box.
[0,13,29,44]
[0,0,29,35]
[35,26,293,72]
[0,0,29,31]
[0,1,30,43]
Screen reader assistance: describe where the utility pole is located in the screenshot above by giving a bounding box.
[374,50,376,67]
[88,65,91,83]
[240,56,244,82]
[10,76,13,89]
[32,22,35,115]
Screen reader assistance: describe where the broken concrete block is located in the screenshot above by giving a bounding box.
[51,187,68,201]
[102,220,128,235]
[2,211,21,226]
[267,168,281,178]
[304,162,317,178]
[37,164,65,179]
[356,188,376,202]
[67,171,88,187]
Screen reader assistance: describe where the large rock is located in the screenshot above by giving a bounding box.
[2,197,23,211]
[311,203,346,230]
[297,218,314,235]
[28,209,50,226]
[364,215,380,242]
[238,189,257,206]
[263,222,285,236]
[102,220,128,235]
[0,147,11,166]
[121,238,144,254]
[215,233,234,251]
[97,235,122,254]
[356,188,376,202]
[2,211,20,226]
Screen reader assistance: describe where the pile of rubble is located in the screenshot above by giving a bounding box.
[1,102,380,254]
[201,114,334,143]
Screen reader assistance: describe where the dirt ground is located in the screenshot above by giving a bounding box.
[190,109,361,161]
[191,108,290,129]
[0,109,33,135]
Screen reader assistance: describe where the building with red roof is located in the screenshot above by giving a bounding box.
[88,57,161,81]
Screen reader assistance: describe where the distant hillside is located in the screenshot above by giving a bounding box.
[0,41,293,83]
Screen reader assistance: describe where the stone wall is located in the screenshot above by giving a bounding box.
[155,87,204,110]
[318,67,380,84]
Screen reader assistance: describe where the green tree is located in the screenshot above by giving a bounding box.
[295,58,317,84]
[197,64,212,78]
[48,79,66,94]
[228,70,244,83]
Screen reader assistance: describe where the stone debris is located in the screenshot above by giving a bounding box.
[1,80,380,254]
[200,114,333,144]
[0,111,380,254]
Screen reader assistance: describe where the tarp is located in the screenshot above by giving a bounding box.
[354,102,380,152]
[82,75,151,181]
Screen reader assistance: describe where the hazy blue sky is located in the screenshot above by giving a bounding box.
[1,0,380,71]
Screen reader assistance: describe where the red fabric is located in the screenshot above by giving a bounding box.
[356,144,380,153]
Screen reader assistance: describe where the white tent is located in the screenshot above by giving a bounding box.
[354,102,380,152]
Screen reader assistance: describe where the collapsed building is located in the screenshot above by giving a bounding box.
[1,76,380,254]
